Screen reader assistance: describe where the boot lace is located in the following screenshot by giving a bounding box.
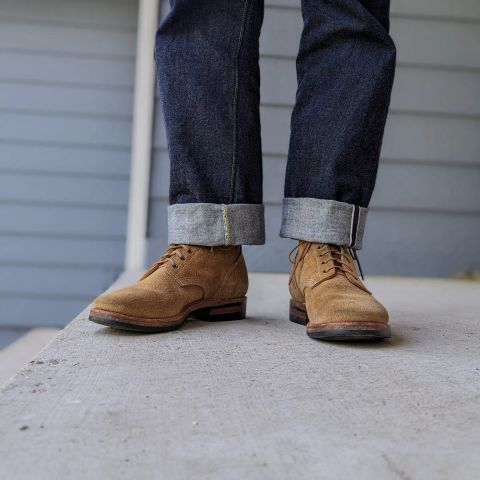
[158,244,192,267]
[321,245,365,280]
[288,242,302,264]
[289,242,364,280]
[349,247,364,280]
[140,244,192,280]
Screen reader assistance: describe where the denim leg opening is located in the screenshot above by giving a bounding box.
[169,203,265,246]
[280,198,368,250]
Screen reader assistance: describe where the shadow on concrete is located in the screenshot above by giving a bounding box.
[93,314,407,349]
[318,331,407,349]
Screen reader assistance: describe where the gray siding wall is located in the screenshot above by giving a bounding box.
[149,0,480,277]
[0,0,138,327]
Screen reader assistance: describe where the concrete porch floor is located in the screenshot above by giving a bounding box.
[0,273,479,479]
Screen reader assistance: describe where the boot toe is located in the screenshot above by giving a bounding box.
[305,289,390,340]
[90,283,203,320]
[308,293,389,325]
[91,287,143,317]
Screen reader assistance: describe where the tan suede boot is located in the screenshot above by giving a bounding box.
[289,241,390,341]
[89,244,248,332]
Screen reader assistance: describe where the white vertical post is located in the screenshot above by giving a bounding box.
[125,0,161,271]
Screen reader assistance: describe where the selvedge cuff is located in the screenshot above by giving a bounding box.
[280,197,368,250]
[168,203,265,246]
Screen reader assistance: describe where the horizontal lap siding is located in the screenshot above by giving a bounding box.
[148,0,480,277]
[0,0,138,327]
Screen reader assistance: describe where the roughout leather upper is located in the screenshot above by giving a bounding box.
[289,242,389,327]
[92,245,248,319]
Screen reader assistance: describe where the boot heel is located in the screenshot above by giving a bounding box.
[289,299,308,326]
[192,297,247,321]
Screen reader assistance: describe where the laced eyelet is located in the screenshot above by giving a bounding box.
[187,249,192,254]
[172,264,178,268]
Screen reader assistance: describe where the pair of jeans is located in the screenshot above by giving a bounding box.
[155,0,396,249]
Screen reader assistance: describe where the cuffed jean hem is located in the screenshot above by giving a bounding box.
[168,203,265,246]
[279,197,368,250]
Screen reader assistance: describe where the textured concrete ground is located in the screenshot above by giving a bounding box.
[0,328,60,385]
[0,273,479,480]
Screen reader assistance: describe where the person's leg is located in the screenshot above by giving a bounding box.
[283,0,396,341]
[281,0,395,249]
[156,0,265,246]
[89,1,265,332]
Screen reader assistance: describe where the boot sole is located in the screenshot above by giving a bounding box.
[289,299,390,341]
[89,297,247,333]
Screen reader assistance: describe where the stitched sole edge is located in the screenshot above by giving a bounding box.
[89,297,247,333]
[289,299,391,341]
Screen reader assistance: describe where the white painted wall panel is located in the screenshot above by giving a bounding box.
[0,83,134,117]
[0,0,138,28]
[0,51,135,87]
[0,144,130,176]
[0,21,136,57]
[0,0,137,328]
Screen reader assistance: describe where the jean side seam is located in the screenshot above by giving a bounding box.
[229,0,251,204]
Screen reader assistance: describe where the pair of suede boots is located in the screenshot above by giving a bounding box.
[89,242,390,341]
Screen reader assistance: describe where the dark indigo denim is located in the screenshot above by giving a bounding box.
[155,0,396,247]
[156,0,264,206]
[286,0,396,208]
